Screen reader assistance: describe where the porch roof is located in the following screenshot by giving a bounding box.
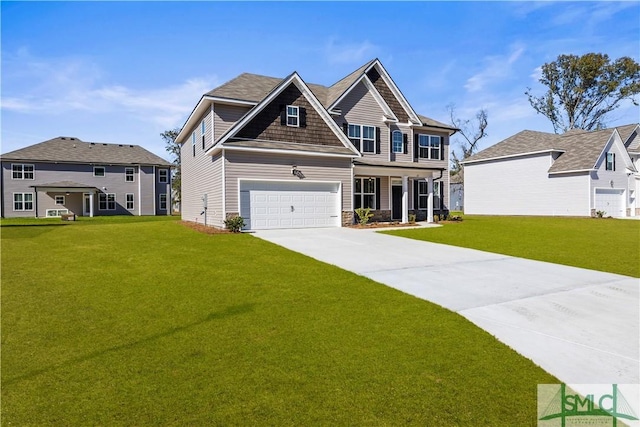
[30,181,99,192]
[353,158,445,178]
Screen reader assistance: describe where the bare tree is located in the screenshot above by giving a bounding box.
[448,105,488,180]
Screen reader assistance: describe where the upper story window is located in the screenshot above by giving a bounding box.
[286,106,299,127]
[392,131,403,153]
[348,124,376,153]
[12,164,34,180]
[158,169,169,183]
[418,134,441,160]
[192,132,196,157]
[201,120,206,149]
[159,194,168,210]
[605,152,616,171]
[94,166,106,177]
[125,167,135,182]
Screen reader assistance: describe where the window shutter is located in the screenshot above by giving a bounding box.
[613,153,616,171]
[376,127,381,154]
[375,178,381,210]
[300,107,307,127]
[403,133,408,154]
[413,180,419,210]
[414,134,419,162]
[280,105,286,125]
[440,136,445,160]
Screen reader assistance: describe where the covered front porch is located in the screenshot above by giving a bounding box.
[353,159,447,224]
[31,181,99,218]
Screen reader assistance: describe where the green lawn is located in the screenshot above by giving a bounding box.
[1,217,556,425]
[384,215,640,278]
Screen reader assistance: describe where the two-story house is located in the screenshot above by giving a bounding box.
[177,59,457,230]
[1,137,172,218]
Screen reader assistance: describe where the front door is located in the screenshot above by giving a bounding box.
[392,185,402,220]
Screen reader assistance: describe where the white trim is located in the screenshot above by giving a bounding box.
[221,149,227,218]
[125,167,135,182]
[98,193,116,211]
[138,165,142,216]
[350,162,355,212]
[46,208,69,217]
[211,103,215,146]
[158,168,169,183]
[11,163,35,180]
[364,60,421,124]
[391,130,403,154]
[204,95,257,106]
[549,168,594,175]
[286,105,299,127]
[126,193,135,210]
[54,195,65,205]
[209,73,361,157]
[416,133,442,160]
[93,166,106,177]
[152,165,156,214]
[158,193,168,211]
[217,144,358,158]
[462,149,563,165]
[12,192,34,211]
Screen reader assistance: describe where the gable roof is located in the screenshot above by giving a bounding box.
[1,137,171,166]
[463,124,639,174]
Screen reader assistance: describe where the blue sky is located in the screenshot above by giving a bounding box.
[2,1,639,160]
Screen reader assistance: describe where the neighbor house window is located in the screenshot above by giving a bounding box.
[192,132,196,156]
[418,135,441,160]
[159,194,168,210]
[349,124,376,153]
[12,164,34,180]
[286,106,299,127]
[126,193,134,210]
[55,195,65,205]
[158,169,169,183]
[354,178,376,210]
[125,167,135,182]
[417,181,441,210]
[99,193,116,210]
[94,166,106,177]
[13,193,34,211]
[606,152,616,171]
[392,130,403,153]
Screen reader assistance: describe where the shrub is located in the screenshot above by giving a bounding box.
[224,216,245,232]
[354,207,374,226]
[450,215,463,222]
[408,214,416,223]
[595,210,606,218]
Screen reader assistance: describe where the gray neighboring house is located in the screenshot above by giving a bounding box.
[1,137,172,218]
[449,173,464,212]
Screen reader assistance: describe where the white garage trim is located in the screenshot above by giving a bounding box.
[238,179,342,230]
[594,188,625,218]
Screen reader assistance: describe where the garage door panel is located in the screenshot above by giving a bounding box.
[595,189,624,218]
[240,181,340,230]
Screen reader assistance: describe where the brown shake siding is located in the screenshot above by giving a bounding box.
[224,151,352,213]
[366,68,410,123]
[235,84,344,147]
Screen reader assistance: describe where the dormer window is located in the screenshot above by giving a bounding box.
[392,131,403,153]
[605,152,615,171]
[286,106,299,127]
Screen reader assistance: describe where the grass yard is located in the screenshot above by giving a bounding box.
[384,215,640,278]
[2,217,556,425]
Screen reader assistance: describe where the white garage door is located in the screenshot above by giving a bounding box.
[240,181,340,230]
[595,189,625,217]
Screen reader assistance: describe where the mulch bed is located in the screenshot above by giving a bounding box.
[180,221,232,234]
[348,222,420,229]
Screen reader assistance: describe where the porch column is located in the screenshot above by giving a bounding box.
[401,175,409,223]
[427,177,434,223]
[89,192,94,217]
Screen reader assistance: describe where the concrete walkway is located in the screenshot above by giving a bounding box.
[254,226,639,386]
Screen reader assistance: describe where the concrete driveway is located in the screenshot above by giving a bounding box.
[254,226,639,386]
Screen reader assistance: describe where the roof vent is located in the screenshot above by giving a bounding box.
[69,137,75,141]
[61,137,66,140]
[129,145,134,148]
[119,144,123,147]
[90,142,95,145]
[102,143,107,146]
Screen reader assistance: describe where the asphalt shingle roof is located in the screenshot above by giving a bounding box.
[464,124,639,173]
[1,137,171,166]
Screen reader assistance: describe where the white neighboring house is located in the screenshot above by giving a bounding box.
[462,124,639,218]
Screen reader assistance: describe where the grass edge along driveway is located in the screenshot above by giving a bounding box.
[2,217,556,425]
[383,215,640,278]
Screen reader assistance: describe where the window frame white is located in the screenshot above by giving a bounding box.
[125,167,135,182]
[126,193,134,210]
[11,164,35,180]
[354,177,376,210]
[192,131,196,156]
[13,192,34,211]
[159,193,168,211]
[93,166,106,177]
[392,130,403,153]
[605,152,616,171]
[349,124,376,153]
[55,195,65,205]
[46,209,69,217]
[286,105,299,127]
[158,169,169,183]
[417,180,441,210]
[418,134,441,160]
[98,193,116,210]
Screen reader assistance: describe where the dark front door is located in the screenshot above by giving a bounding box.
[392,185,402,220]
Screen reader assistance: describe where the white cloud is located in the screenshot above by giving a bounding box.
[324,38,378,65]
[464,44,525,93]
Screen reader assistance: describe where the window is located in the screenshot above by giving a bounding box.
[417,181,441,210]
[158,169,169,183]
[46,209,68,217]
[348,124,376,153]
[286,105,299,127]
[418,135,441,159]
[94,166,106,177]
[125,167,135,182]
[99,193,116,210]
[354,178,376,210]
[192,132,196,156]
[392,131,403,153]
[12,164,34,180]
[13,193,34,211]
[126,193,134,210]
[201,120,206,149]
[55,195,65,205]
[159,194,168,210]
[606,152,616,171]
